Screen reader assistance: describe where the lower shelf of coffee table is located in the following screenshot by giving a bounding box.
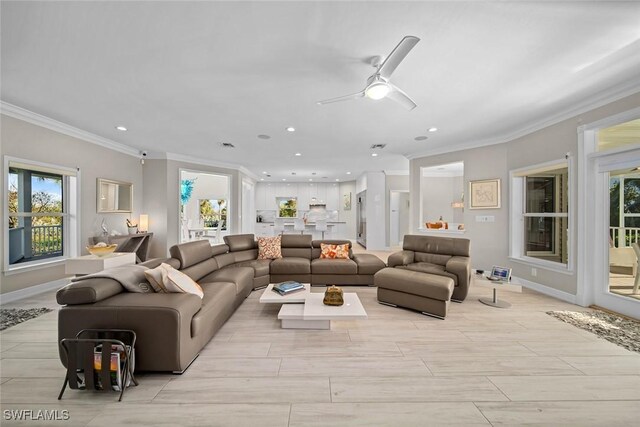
[277,293,367,330]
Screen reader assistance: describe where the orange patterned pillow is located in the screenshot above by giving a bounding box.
[257,235,282,259]
[320,243,350,259]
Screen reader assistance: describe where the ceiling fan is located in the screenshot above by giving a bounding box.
[317,35,420,110]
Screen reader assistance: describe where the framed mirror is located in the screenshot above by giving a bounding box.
[97,178,132,213]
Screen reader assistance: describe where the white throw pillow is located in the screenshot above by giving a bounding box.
[144,266,167,293]
[159,263,204,299]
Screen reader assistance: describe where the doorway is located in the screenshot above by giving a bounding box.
[390,190,410,248]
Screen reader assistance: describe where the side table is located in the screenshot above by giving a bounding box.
[65,252,136,276]
[473,273,522,309]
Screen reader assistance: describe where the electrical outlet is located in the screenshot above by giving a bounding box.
[531,268,537,277]
[475,215,495,222]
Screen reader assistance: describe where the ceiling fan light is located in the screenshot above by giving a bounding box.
[365,82,390,100]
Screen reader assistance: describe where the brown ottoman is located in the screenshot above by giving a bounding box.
[374,267,454,319]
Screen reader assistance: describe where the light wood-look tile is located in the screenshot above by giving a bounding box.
[559,355,640,375]
[87,403,291,427]
[476,401,640,426]
[0,330,58,343]
[462,329,591,342]
[0,342,22,352]
[348,329,470,342]
[488,375,640,401]
[425,356,582,376]
[154,377,330,404]
[521,340,636,356]
[268,342,402,357]
[0,358,65,378]
[330,377,508,402]
[398,341,537,359]
[279,357,431,377]
[0,342,60,359]
[181,357,281,378]
[198,342,271,358]
[289,402,490,426]
[1,377,173,404]
[228,330,350,343]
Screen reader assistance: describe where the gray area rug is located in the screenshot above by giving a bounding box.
[0,308,52,331]
[547,310,640,353]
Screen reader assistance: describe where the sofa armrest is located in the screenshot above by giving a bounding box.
[56,278,123,305]
[388,250,414,268]
[445,256,471,300]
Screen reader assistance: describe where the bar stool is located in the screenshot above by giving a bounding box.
[315,219,328,239]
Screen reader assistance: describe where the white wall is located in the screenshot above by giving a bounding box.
[410,91,640,296]
[339,181,356,239]
[1,114,143,294]
[364,171,386,250]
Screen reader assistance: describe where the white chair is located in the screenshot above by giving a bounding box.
[294,218,305,235]
[315,219,328,239]
[274,218,285,235]
[633,243,640,294]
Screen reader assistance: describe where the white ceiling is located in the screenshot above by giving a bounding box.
[2,1,640,182]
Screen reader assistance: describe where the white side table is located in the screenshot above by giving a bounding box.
[65,252,136,276]
[473,274,522,309]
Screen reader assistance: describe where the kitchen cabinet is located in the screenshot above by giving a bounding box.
[326,183,340,210]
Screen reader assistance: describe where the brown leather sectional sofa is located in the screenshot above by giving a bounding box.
[57,234,386,373]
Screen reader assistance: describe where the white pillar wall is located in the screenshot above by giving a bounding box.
[364,172,386,250]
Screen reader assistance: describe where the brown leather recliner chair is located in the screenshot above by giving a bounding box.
[387,235,471,302]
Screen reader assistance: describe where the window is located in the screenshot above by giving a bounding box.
[4,157,78,271]
[276,197,297,218]
[511,160,571,269]
[199,199,227,230]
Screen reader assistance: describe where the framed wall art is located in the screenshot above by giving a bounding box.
[469,178,501,209]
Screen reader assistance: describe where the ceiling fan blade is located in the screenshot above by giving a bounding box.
[316,91,365,105]
[377,36,420,79]
[387,84,417,111]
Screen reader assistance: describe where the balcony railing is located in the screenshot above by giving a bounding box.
[32,224,63,257]
[610,227,640,248]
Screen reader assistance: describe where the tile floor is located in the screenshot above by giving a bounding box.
[1,279,640,426]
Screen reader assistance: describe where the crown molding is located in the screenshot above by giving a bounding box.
[384,170,410,176]
[163,152,261,181]
[406,80,640,160]
[0,101,140,158]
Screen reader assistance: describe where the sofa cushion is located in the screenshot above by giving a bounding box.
[257,235,282,259]
[353,253,387,275]
[311,258,357,275]
[190,282,237,338]
[169,240,213,269]
[403,235,470,257]
[398,262,458,285]
[160,263,204,299]
[270,257,311,275]
[233,259,272,277]
[224,234,258,252]
[320,243,350,259]
[144,265,167,292]
[312,240,352,259]
[200,266,254,296]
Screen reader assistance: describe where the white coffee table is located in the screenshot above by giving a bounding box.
[277,293,367,330]
[65,252,136,276]
[259,283,310,304]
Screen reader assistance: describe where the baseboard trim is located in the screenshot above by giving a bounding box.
[515,276,578,305]
[0,278,69,305]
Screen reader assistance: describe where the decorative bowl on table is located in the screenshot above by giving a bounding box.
[86,244,118,257]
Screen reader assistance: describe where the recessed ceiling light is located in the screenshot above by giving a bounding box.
[260,178,264,181]
[372,153,378,157]
[346,172,351,175]
[115,126,127,131]
[295,153,302,156]
[282,178,286,181]
[414,136,428,141]
[428,127,438,132]
[286,127,296,132]
[335,179,340,182]
[257,134,271,140]
[262,171,268,174]
[309,178,313,181]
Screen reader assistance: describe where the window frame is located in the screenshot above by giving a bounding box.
[509,158,574,273]
[3,156,80,274]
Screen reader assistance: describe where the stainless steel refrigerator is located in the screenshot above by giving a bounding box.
[356,190,366,248]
